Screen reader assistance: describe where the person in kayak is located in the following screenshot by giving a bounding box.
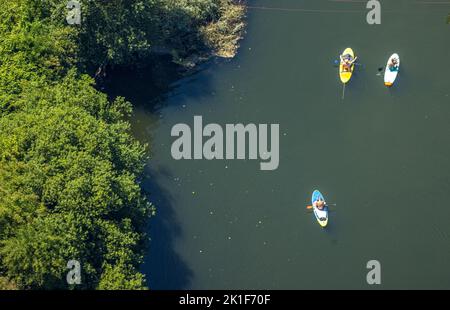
[313,197,326,210]
[340,54,357,72]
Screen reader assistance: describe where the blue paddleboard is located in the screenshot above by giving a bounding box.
[311,190,329,228]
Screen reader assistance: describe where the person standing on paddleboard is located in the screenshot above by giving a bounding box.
[313,197,326,210]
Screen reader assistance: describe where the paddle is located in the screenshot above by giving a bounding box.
[333,60,363,68]
[334,57,361,100]
[333,57,362,67]
[306,203,337,210]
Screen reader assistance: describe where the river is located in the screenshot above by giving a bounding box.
[113,0,450,289]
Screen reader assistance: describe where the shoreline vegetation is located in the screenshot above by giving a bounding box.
[176,0,246,68]
[0,0,246,290]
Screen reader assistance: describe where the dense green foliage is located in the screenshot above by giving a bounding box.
[72,0,245,67]
[0,0,244,289]
[3,0,245,70]
[0,73,150,289]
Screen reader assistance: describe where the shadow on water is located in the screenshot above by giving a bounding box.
[325,208,338,232]
[101,54,217,111]
[348,62,368,93]
[101,54,216,289]
[101,54,182,111]
[140,168,193,289]
[335,61,368,101]
[387,65,406,97]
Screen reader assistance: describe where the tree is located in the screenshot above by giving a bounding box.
[0,74,152,288]
[0,0,245,290]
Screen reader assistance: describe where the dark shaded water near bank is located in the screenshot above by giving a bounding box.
[107,0,450,289]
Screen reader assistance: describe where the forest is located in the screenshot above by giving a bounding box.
[0,0,245,289]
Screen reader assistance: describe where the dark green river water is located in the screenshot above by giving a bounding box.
[124,0,450,289]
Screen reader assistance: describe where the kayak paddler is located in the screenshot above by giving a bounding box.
[340,53,357,72]
[313,197,327,210]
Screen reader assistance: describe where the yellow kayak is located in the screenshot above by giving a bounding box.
[339,48,355,84]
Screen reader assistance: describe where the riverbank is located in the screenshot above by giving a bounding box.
[174,0,247,68]
[0,0,246,290]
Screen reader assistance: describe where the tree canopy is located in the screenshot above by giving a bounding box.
[0,0,245,289]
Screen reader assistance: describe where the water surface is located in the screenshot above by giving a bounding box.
[128,0,450,289]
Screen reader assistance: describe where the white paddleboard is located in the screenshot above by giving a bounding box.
[384,53,400,87]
